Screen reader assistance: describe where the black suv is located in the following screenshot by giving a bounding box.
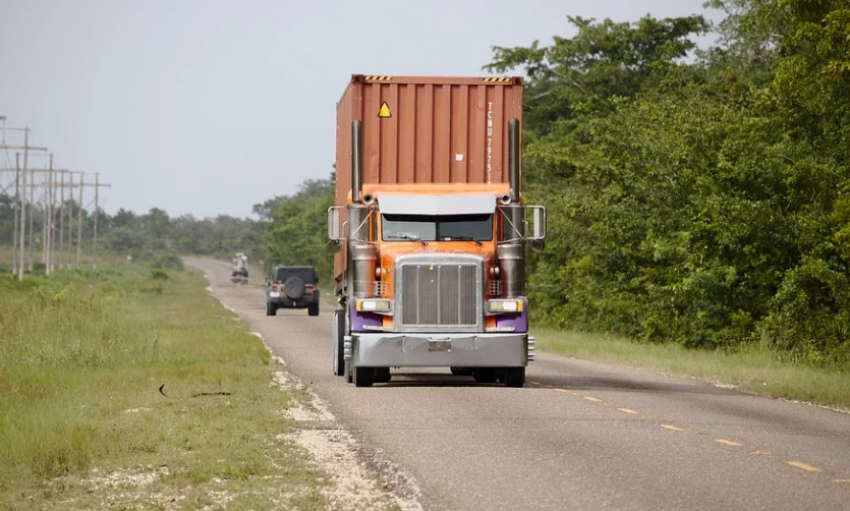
[266,265,320,317]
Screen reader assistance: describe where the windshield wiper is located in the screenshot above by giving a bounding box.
[440,235,482,246]
[388,234,428,245]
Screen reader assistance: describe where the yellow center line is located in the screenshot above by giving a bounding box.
[833,479,850,483]
[715,439,742,447]
[787,461,822,472]
[661,424,685,431]
[554,389,569,393]
[583,396,602,402]
[752,450,772,455]
[617,408,639,414]
[529,381,542,386]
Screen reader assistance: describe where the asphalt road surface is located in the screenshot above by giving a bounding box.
[187,257,850,511]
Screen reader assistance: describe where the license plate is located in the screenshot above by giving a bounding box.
[428,339,452,352]
[269,292,280,298]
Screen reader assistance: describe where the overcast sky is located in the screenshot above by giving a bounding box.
[1,0,723,220]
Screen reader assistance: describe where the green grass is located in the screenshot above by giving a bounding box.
[534,328,850,410]
[0,263,331,510]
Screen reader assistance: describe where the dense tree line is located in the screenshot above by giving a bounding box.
[100,208,266,270]
[484,0,850,364]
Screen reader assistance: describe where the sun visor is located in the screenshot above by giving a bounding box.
[377,194,497,216]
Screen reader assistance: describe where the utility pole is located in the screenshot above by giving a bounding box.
[18,157,26,281]
[46,156,58,274]
[12,153,19,275]
[77,171,84,268]
[68,174,74,268]
[93,173,100,268]
[43,155,52,274]
[59,170,65,269]
[26,130,35,271]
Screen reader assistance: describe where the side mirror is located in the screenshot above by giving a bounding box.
[529,239,545,253]
[525,205,546,240]
[328,206,344,243]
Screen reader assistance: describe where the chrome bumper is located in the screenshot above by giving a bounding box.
[344,333,534,367]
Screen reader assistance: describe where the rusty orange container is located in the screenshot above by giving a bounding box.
[334,74,524,278]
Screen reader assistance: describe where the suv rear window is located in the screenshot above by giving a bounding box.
[273,267,316,284]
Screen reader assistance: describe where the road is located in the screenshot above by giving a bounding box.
[187,257,850,511]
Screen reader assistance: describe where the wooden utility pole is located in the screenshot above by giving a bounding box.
[12,153,19,275]
[43,155,52,274]
[23,130,32,278]
[18,157,26,281]
[59,170,65,269]
[77,171,84,268]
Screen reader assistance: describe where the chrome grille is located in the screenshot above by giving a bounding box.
[397,256,482,331]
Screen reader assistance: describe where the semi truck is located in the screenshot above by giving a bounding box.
[328,74,546,388]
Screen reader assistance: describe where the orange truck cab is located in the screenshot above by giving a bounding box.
[328,75,546,387]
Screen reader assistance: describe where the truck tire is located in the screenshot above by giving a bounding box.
[354,366,374,387]
[308,303,319,316]
[283,277,305,299]
[473,368,497,383]
[503,367,525,388]
[333,310,345,377]
[267,303,277,316]
[374,367,391,383]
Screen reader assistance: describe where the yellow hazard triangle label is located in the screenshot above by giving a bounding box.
[378,102,391,118]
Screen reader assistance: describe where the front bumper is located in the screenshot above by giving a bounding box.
[345,332,534,368]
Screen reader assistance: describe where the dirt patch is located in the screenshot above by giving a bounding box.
[84,465,170,490]
[272,367,422,511]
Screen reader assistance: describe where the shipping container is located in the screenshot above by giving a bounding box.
[333,75,524,280]
[334,74,524,208]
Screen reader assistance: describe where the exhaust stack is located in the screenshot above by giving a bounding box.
[508,118,520,202]
[352,120,363,203]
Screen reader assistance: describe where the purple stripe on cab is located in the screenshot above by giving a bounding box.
[349,300,383,332]
[494,296,528,332]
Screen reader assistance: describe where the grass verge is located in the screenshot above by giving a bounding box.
[534,328,850,411]
[0,263,329,510]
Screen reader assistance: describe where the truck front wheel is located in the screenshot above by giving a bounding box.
[374,367,391,383]
[354,366,374,387]
[333,310,345,377]
[503,367,525,388]
[473,368,497,384]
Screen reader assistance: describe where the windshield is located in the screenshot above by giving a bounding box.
[381,214,493,242]
[273,267,316,283]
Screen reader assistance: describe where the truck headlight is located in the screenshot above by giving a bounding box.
[487,299,523,313]
[356,298,392,312]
